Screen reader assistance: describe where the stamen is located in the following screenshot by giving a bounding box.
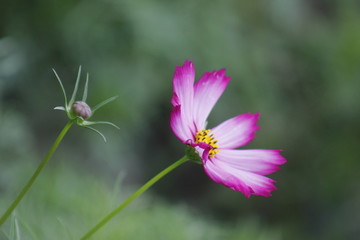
[195,129,220,158]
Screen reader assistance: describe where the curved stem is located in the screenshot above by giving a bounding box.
[81,155,189,240]
[0,120,74,227]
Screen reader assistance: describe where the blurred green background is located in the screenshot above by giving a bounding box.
[1,0,360,239]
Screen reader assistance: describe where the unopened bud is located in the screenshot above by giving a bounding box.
[72,101,92,119]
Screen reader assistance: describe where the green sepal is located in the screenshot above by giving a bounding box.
[82,120,120,129]
[92,96,118,113]
[52,69,68,110]
[83,126,107,142]
[69,66,82,107]
[54,106,66,111]
[185,145,202,164]
[82,73,89,102]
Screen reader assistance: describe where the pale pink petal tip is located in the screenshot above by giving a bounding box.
[174,60,194,77]
[212,68,228,78]
[272,150,287,165]
[172,60,196,109]
[206,68,231,85]
[212,112,260,149]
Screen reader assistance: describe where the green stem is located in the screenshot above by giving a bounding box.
[81,155,189,240]
[0,120,74,227]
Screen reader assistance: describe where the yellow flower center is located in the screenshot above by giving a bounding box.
[195,129,220,158]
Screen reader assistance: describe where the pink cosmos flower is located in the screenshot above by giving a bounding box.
[170,60,286,198]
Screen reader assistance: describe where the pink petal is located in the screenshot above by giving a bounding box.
[170,105,193,143]
[172,60,196,134]
[211,113,260,149]
[193,69,231,131]
[214,149,286,175]
[171,92,180,106]
[203,157,278,198]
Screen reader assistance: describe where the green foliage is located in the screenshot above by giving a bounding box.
[1,0,360,239]
[1,163,281,240]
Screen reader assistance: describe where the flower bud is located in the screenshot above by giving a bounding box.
[72,101,92,119]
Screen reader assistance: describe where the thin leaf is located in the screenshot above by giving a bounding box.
[92,96,118,113]
[9,214,14,240]
[83,126,107,142]
[0,230,9,239]
[52,69,68,109]
[82,120,120,129]
[9,214,20,240]
[57,218,74,240]
[110,172,124,207]
[69,66,82,106]
[17,217,39,240]
[82,73,89,102]
[14,218,20,240]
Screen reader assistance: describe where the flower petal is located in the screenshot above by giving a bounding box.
[193,69,231,131]
[170,105,193,143]
[211,113,260,149]
[204,160,252,197]
[203,157,278,198]
[214,149,286,175]
[172,60,196,134]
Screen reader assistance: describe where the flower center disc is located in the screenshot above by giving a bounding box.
[195,129,220,157]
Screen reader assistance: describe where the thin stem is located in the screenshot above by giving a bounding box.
[0,120,74,227]
[81,155,189,240]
